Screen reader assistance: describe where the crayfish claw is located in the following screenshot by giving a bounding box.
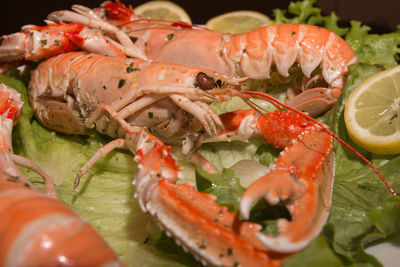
[252,151,335,253]
[239,125,335,253]
[240,168,305,220]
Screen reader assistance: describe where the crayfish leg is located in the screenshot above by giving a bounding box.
[74,139,127,190]
[9,154,57,198]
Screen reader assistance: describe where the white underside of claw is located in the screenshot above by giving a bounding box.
[239,190,260,220]
[235,114,256,140]
[256,231,311,253]
[206,114,256,142]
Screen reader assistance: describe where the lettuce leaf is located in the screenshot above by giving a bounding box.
[273,0,348,36]
[346,21,400,69]
[196,168,245,213]
[284,232,343,267]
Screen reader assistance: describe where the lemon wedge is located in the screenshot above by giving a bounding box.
[205,10,272,34]
[344,65,400,154]
[134,1,192,24]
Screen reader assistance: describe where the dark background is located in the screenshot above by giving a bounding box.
[1,0,400,35]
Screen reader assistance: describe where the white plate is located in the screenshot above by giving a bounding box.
[366,237,400,266]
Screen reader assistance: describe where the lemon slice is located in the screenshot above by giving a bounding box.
[344,65,400,154]
[205,10,272,34]
[134,1,192,24]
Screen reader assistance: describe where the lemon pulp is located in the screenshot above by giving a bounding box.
[344,65,400,154]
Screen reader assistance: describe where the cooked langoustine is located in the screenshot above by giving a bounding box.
[0,1,357,117]
[28,51,243,154]
[0,82,123,267]
[27,51,338,266]
[45,1,358,116]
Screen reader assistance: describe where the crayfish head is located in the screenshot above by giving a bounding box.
[194,72,247,104]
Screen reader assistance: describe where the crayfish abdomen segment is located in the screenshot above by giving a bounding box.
[31,98,86,135]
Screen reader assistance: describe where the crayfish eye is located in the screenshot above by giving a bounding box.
[196,72,217,90]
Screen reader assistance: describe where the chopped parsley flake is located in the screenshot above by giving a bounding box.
[118,79,126,88]
[130,36,138,43]
[167,33,174,40]
[126,63,134,73]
